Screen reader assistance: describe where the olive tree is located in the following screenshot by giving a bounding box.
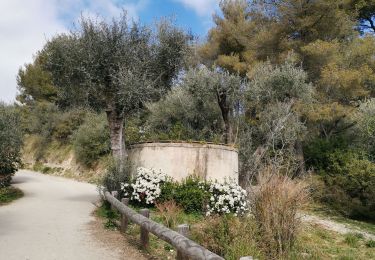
[240,59,313,182]
[43,13,190,160]
[0,104,22,187]
[146,86,223,141]
[182,66,243,144]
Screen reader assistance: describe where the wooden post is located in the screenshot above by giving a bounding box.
[120,198,129,232]
[177,224,190,260]
[140,209,150,249]
[110,191,118,211]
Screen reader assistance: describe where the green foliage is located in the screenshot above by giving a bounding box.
[304,137,349,171]
[0,104,22,187]
[43,12,189,113]
[72,113,110,166]
[147,87,223,142]
[174,176,209,214]
[101,159,132,197]
[53,108,87,141]
[17,53,57,104]
[19,101,58,137]
[239,102,306,181]
[314,149,375,221]
[96,201,120,229]
[247,59,313,104]
[157,181,178,204]
[354,98,375,157]
[199,0,257,74]
[36,12,190,159]
[147,65,244,144]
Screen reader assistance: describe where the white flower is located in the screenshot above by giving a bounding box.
[128,167,168,205]
[207,180,248,215]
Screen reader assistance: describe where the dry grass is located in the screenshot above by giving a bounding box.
[191,215,264,260]
[155,200,182,229]
[250,168,310,259]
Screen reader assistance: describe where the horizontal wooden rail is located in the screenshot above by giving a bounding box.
[104,191,224,260]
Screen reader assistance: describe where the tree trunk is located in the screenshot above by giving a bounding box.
[222,109,232,144]
[106,108,126,162]
[217,91,232,144]
[294,140,305,177]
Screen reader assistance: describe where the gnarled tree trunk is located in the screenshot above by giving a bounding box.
[106,108,126,162]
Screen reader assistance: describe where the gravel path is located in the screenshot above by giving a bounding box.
[301,213,375,240]
[0,170,145,260]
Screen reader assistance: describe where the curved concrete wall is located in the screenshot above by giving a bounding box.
[128,142,238,183]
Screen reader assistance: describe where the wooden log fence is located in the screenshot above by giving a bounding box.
[104,191,224,260]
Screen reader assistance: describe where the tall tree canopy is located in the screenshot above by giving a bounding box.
[201,0,375,139]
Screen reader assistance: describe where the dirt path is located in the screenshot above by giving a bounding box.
[0,170,146,260]
[301,213,375,240]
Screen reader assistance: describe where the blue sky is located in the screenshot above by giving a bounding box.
[0,0,220,102]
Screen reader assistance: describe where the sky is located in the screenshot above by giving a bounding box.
[0,0,220,103]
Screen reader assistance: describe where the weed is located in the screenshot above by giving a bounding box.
[365,239,375,248]
[344,233,363,247]
[96,201,120,229]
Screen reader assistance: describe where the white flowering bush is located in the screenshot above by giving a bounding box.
[119,167,248,215]
[206,180,248,216]
[126,167,169,205]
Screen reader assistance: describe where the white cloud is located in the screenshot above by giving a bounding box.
[0,0,65,103]
[0,0,148,103]
[174,0,219,16]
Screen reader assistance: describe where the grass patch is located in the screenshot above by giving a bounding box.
[94,201,375,259]
[291,223,375,259]
[95,201,120,230]
[344,232,364,247]
[0,186,23,205]
[366,240,375,248]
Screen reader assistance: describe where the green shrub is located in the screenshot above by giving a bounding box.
[18,102,59,160]
[53,108,87,141]
[146,87,223,142]
[157,181,178,203]
[304,136,348,171]
[101,159,132,197]
[318,150,375,221]
[18,101,58,136]
[72,113,110,166]
[0,104,22,187]
[174,176,209,214]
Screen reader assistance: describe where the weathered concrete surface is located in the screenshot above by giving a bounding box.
[128,142,238,183]
[0,170,142,260]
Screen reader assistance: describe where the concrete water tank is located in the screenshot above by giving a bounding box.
[128,142,239,183]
